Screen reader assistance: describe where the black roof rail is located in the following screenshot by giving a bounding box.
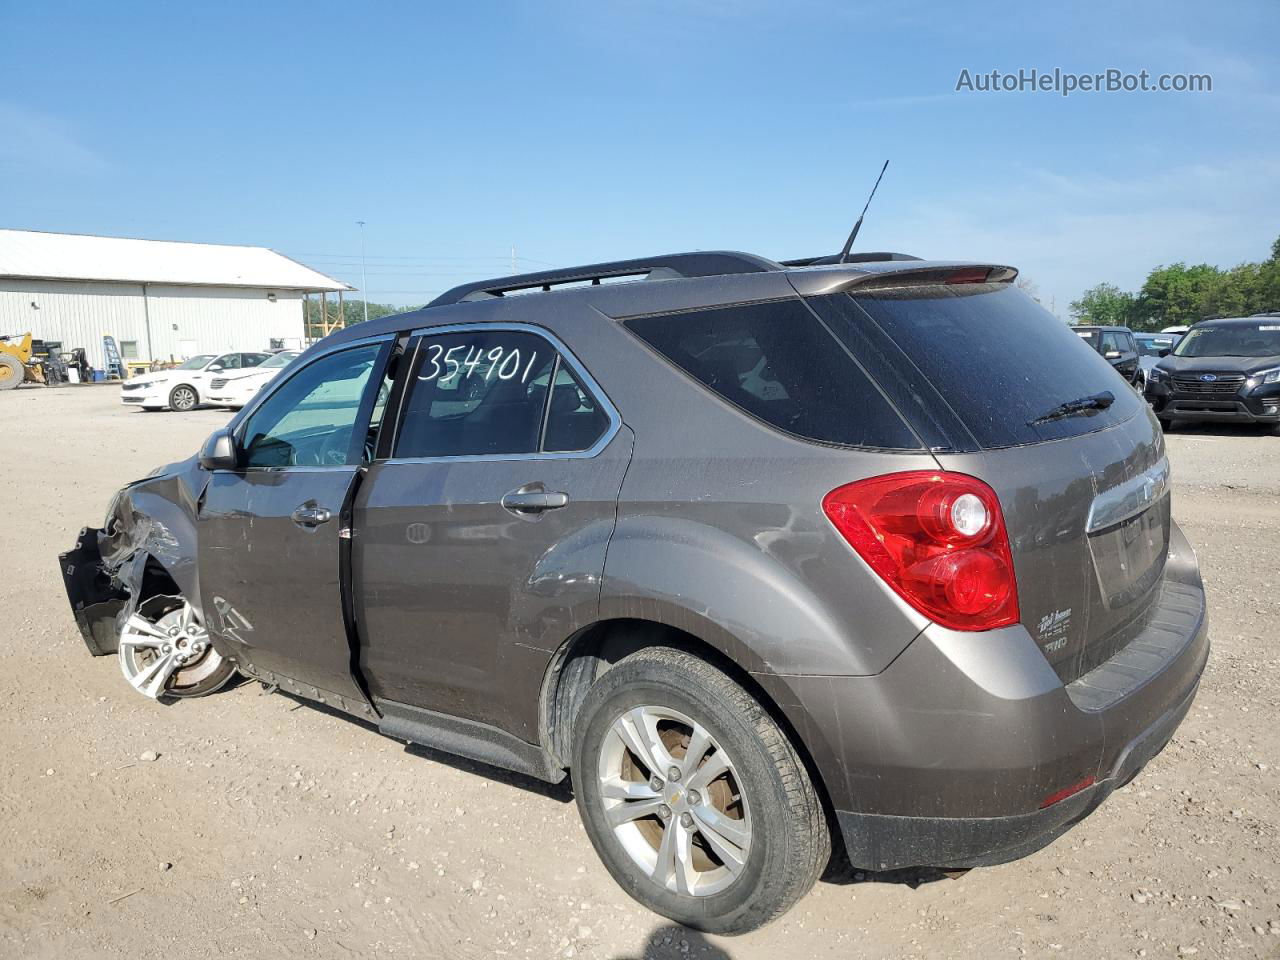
[780,252,922,267]
[428,251,783,307]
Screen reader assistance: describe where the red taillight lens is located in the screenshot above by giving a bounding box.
[822,471,1019,631]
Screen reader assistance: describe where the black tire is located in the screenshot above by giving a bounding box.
[571,647,830,935]
[168,384,198,412]
[0,354,23,391]
[1161,417,1179,432]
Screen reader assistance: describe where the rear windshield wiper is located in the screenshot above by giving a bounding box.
[1028,390,1115,426]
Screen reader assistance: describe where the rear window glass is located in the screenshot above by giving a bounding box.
[839,284,1142,449]
[625,299,921,449]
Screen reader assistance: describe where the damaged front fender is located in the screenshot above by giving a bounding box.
[59,460,207,656]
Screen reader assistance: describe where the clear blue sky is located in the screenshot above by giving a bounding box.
[2,0,1276,313]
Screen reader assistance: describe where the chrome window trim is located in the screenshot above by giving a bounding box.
[385,321,621,464]
[1085,457,1171,533]
[230,334,395,471]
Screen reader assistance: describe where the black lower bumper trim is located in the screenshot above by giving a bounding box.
[835,675,1200,871]
[59,527,126,656]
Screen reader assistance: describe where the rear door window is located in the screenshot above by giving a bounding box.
[393,329,556,459]
[822,284,1143,449]
[624,299,921,449]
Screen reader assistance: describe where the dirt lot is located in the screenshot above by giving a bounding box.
[1,386,1277,960]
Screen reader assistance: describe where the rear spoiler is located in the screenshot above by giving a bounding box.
[786,261,1018,298]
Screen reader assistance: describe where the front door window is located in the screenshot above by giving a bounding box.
[241,344,381,467]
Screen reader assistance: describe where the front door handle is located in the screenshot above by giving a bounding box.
[501,490,570,514]
[291,502,333,527]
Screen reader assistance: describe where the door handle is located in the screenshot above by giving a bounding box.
[501,490,570,514]
[291,503,333,527]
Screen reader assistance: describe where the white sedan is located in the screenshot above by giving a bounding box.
[204,350,302,409]
[119,352,272,412]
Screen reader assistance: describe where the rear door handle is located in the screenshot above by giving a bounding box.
[501,490,569,514]
[291,502,332,527]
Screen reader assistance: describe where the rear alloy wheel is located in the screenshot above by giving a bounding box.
[118,596,235,699]
[572,647,829,935]
[168,384,198,411]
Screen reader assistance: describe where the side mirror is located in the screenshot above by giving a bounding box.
[199,429,240,470]
[1104,350,1121,359]
[1158,348,1172,357]
[208,364,224,372]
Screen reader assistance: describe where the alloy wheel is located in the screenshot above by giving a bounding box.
[170,386,197,411]
[597,705,751,897]
[118,598,228,699]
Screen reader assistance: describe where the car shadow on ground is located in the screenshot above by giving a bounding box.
[612,925,733,959]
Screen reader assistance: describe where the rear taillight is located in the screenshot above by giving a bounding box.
[822,471,1019,631]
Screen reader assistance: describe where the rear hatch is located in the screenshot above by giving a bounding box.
[805,280,1169,682]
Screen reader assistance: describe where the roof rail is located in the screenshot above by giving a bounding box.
[428,251,782,307]
[780,252,922,267]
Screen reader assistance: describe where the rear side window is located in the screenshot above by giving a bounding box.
[1099,331,1127,354]
[625,300,921,449]
[836,284,1143,449]
[544,362,611,453]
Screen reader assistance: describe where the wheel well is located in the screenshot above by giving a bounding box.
[539,618,837,828]
[137,555,181,604]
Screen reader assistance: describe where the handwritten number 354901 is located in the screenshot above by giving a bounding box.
[418,344,540,384]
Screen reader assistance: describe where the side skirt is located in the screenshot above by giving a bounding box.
[376,698,566,785]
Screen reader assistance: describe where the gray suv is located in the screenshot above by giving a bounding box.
[61,251,1209,934]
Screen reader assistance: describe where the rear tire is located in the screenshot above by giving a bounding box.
[0,354,23,390]
[571,647,830,935]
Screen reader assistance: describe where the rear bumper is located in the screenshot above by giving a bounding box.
[762,520,1208,871]
[835,662,1200,870]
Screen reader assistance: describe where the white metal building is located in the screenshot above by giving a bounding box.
[0,229,350,370]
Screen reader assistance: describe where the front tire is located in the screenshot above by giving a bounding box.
[168,384,198,412]
[571,647,830,935]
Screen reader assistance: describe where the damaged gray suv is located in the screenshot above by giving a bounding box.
[61,251,1209,934]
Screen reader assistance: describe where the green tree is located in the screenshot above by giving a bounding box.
[1069,283,1135,326]
[1134,263,1222,328]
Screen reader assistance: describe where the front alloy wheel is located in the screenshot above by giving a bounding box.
[118,597,235,699]
[168,384,198,411]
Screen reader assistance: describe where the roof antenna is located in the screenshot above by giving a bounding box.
[837,160,890,264]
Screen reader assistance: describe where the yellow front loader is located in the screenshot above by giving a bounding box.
[0,333,53,390]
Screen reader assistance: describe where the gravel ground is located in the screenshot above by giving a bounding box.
[1,386,1277,960]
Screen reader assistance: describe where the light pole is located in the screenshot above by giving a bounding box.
[357,220,369,324]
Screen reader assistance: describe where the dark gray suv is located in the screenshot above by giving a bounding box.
[61,251,1208,934]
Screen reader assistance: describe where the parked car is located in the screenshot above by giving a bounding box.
[1133,332,1181,392]
[1145,315,1280,430]
[1071,325,1141,385]
[205,350,302,408]
[120,351,272,411]
[62,250,1208,934]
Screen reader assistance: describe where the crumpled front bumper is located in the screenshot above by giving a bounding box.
[59,526,139,656]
